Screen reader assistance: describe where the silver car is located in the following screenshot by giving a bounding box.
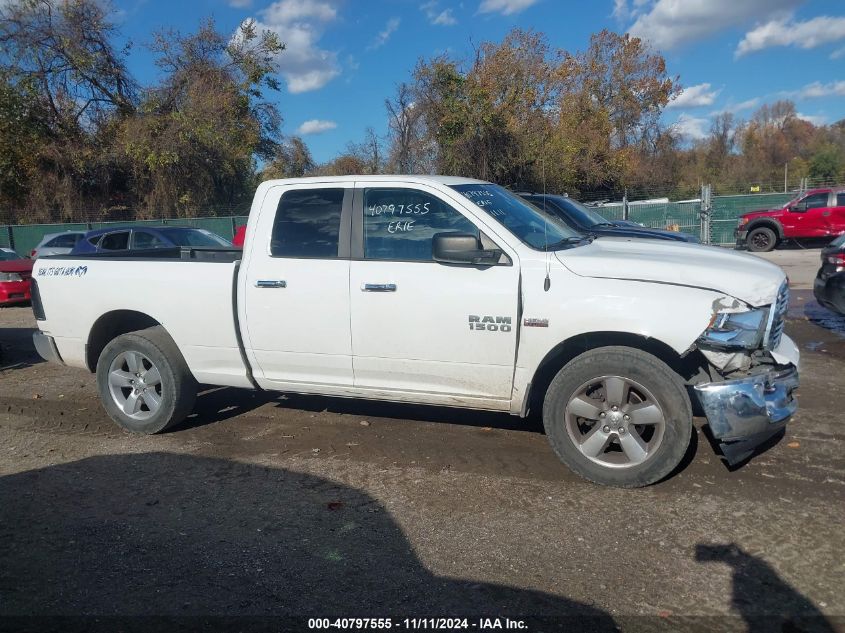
[30,232,86,258]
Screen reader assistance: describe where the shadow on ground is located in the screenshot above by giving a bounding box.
[175,387,543,434]
[0,452,611,628]
[696,543,836,633]
[0,326,41,371]
[803,300,845,338]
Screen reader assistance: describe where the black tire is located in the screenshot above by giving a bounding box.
[542,346,692,488]
[95,326,197,434]
[747,226,777,252]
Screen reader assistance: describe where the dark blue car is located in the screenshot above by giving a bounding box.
[71,226,232,254]
[519,194,700,243]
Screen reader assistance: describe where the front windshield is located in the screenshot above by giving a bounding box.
[160,228,231,247]
[450,184,580,250]
[555,197,612,227]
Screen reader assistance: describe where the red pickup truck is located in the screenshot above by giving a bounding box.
[736,187,845,252]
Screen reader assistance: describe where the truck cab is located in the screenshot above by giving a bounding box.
[31,176,800,488]
[737,187,845,252]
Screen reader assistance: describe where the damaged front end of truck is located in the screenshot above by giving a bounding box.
[692,281,799,465]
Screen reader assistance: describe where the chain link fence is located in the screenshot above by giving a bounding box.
[0,178,837,254]
[1,216,250,256]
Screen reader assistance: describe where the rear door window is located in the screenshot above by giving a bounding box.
[132,231,167,249]
[837,193,845,207]
[270,189,345,258]
[99,231,130,251]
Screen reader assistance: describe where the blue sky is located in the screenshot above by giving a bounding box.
[112,0,845,163]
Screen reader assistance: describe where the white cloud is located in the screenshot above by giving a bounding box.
[831,46,845,60]
[672,114,709,140]
[666,83,720,109]
[730,98,760,112]
[478,0,538,16]
[433,9,457,25]
[785,80,845,99]
[368,17,400,50]
[244,0,341,94]
[296,119,337,135]
[421,1,458,25]
[628,0,800,50]
[796,112,827,126]
[612,0,650,21]
[737,15,845,57]
[710,97,760,115]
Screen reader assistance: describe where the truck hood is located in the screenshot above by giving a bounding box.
[555,237,785,306]
[741,208,782,220]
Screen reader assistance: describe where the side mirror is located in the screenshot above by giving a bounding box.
[433,233,503,266]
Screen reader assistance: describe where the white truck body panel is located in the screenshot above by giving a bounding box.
[240,181,354,388]
[33,175,796,415]
[35,259,252,388]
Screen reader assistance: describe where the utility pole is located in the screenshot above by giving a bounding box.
[784,162,788,193]
[622,188,629,221]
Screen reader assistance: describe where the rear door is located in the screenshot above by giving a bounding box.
[348,182,519,402]
[830,192,845,237]
[241,183,354,388]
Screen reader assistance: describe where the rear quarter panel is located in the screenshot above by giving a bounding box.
[34,258,251,388]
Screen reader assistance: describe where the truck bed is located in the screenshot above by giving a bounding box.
[33,249,252,388]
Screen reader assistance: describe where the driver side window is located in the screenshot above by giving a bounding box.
[363,188,478,261]
[799,193,830,210]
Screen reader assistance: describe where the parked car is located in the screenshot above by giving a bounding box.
[813,234,845,315]
[736,187,845,252]
[520,193,700,243]
[71,226,232,254]
[0,248,33,305]
[31,176,798,488]
[30,231,86,258]
[232,225,246,248]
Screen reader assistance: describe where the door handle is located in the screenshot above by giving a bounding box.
[361,283,396,292]
[254,280,287,288]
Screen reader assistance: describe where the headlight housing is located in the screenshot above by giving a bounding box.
[738,217,749,227]
[0,272,22,282]
[698,307,769,350]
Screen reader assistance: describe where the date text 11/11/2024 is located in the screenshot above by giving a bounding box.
[307,617,529,630]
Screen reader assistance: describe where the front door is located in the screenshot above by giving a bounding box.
[783,191,832,237]
[348,183,519,402]
[242,183,354,388]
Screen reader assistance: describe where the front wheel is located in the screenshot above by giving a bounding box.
[543,346,692,488]
[96,326,197,434]
[747,226,777,252]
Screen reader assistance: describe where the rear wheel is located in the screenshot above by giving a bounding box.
[543,346,692,488]
[96,326,197,434]
[747,226,777,252]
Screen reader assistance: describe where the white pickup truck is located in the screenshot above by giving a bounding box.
[31,176,799,487]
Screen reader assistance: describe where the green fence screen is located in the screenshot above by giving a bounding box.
[0,192,800,255]
[3,218,247,257]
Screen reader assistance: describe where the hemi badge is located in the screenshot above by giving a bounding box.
[524,318,549,327]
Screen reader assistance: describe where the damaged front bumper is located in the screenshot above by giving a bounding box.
[694,365,799,465]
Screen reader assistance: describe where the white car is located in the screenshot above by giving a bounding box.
[30,231,86,258]
[30,176,799,487]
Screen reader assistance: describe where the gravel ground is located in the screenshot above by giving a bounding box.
[1,248,843,632]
